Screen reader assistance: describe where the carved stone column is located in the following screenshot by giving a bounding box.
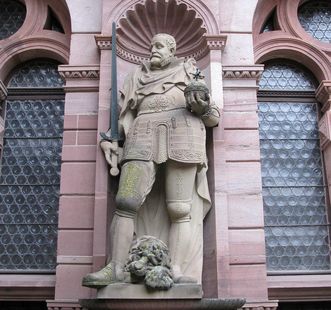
[0,80,7,152]
[317,81,331,207]
[92,35,114,272]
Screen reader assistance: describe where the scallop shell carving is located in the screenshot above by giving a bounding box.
[117,0,207,63]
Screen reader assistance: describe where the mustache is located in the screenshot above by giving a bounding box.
[151,53,161,58]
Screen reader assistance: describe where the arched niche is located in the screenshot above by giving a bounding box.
[103,0,220,64]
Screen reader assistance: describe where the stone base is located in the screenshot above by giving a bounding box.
[80,298,246,310]
[97,283,202,299]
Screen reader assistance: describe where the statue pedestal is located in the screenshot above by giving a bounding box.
[80,284,246,310]
[80,297,246,310]
[97,283,203,299]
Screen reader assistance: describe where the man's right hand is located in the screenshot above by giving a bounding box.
[100,140,123,176]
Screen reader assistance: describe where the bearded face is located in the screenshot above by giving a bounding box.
[149,38,174,69]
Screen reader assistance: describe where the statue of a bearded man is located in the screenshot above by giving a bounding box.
[82,33,220,289]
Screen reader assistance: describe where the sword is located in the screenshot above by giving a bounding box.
[100,21,120,176]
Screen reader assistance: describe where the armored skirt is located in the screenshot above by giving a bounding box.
[122,105,207,165]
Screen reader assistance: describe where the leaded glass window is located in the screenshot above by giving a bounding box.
[298,0,331,43]
[0,60,64,272]
[259,61,317,91]
[0,0,26,40]
[258,61,330,271]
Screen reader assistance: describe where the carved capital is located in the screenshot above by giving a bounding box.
[222,65,264,81]
[316,80,331,113]
[319,110,331,150]
[0,80,7,101]
[205,35,227,51]
[58,65,100,81]
[95,35,112,50]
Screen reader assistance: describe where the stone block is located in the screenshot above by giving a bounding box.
[62,145,97,162]
[55,264,93,299]
[229,229,266,265]
[227,194,264,228]
[57,230,93,256]
[77,130,97,145]
[60,163,96,195]
[59,196,95,229]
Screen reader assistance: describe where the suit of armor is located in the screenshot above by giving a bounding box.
[113,58,219,281]
[82,34,220,288]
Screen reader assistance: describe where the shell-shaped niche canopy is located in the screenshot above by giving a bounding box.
[116,0,207,64]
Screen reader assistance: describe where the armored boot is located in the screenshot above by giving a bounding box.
[82,261,128,288]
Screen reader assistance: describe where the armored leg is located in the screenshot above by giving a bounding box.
[165,160,197,283]
[82,161,156,288]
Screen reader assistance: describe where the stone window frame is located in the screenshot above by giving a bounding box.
[257,74,330,273]
[254,0,331,302]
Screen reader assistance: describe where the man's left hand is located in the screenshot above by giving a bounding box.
[186,91,210,116]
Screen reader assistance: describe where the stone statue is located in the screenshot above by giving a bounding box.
[82,33,220,289]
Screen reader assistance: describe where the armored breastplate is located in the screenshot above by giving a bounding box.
[137,87,187,115]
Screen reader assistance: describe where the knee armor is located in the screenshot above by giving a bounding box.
[115,192,142,218]
[166,200,191,223]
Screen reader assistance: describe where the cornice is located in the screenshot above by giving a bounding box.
[222,65,264,80]
[58,65,100,81]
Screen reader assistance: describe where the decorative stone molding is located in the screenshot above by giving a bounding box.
[58,65,100,81]
[254,37,331,84]
[47,300,85,310]
[222,65,264,81]
[0,80,7,101]
[316,80,331,113]
[95,35,112,50]
[242,307,278,310]
[205,35,227,50]
[81,298,246,310]
[241,301,278,310]
[95,35,226,65]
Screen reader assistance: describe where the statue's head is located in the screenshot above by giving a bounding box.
[150,33,176,69]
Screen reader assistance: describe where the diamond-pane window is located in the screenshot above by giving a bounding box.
[298,0,331,43]
[0,0,26,40]
[0,60,64,272]
[258,62,330,271]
